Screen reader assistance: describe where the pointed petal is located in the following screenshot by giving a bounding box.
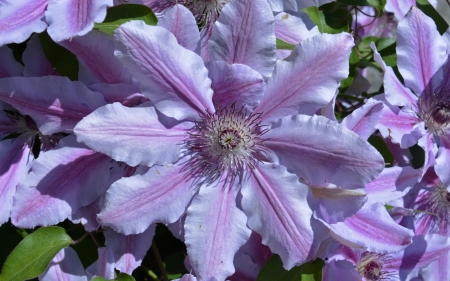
[185,176,251,280]
[417,133,437,175]
[328,203,414,253]
[157,4,200,53]
[206,61,265,110]
[0,0,47,46]
[0,139,32,225]
[86,247,115,280]
[0,46,23,78]
[209,0,276,78]
[11,136,113,228]
[256,33,354,122]
[59,30,132,85]
[104,226,155,274]
[264,115,384,188]
[241,162,316,268]
[0,76,107,134]
[39,248,88,281]
[274,12,319,46]
[98,162,197,234]
[366,166,421,204]
[75,102,189,167]
[114,21,214,120]
[397,7,447,95]
[22,35,59,77]
[341,99,383,139]
[45,0,113,42]
[420,248,450,281]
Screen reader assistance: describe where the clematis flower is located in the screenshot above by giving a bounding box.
[74,0,383,279]
[0,0,113,45]
[372,7,450,177]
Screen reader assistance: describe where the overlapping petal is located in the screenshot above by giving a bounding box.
[341,99,383,139]
[0,46,23,78]
[39,247,87,281]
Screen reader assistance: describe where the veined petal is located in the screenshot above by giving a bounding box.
[98,162,198,235]
[256,33,354,122]
[275,12,319,46]
[209,0,276,78]
[39,247,87,281]
[435,135,450,186]
[385,0,415,19]
[104,226,155,274]
[241,162,317,269]
[0,0,47,46]
[185,176,251,281]
[341,99,383,139]
[397,7,447,95]
[0,139,32,226]
[420,248,450,281]
[0,76,107,135]
[366,166,421,205]
[265,115,384,188]
[59,30,132,85]
[206,61,265,110]
[22,35,59,77]
[328,203,414,253]
[114,21,214,121]
[45,0,113,42]
[0,46,23,78]
[86,247,115,280]
[157,4,200,53]
[75,102,190,167]
[11,136,113,228]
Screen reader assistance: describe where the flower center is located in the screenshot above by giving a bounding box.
[418,88,450,135]
[356,253,389,281]
[186,105,267,183]
[183,0,228,28]
[416,182,450,235]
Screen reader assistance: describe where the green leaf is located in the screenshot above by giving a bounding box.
[276,38,295,50]
[303,4,351,34]
[257,255,324,281]
[91,273,136,281]
[94,4,157,34]
[38,32,79,80]
[336,0,381,6]
[0,226,72,281]
[416,0,449,35]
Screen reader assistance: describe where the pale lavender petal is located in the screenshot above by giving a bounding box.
[86,247,115,280]
[385,0,415,20]
[228,251,260,281]
[322,260,361,281]
[98,162,197,235]
[104,226,155,274]
[70,197,101,231]
[435,135,450,186]
[45,0,113,42]
[310,185,367,224]
[209,0,276,78]
[22,35,59,77]
[397,7,447,95]
[264,115,384,188]
[175,274,197,281]
[241,162,316,268]
[420,249,450,281]
[59,30,132,85]
[376,102,422,148]
[418,133,437,175]
[384,67,418,110]
[274,12,319,45]
[206,61,265,110]
[87,83,146,105]
[0,139,32,226]
[238,231,272,267]
[39,247,87,281]
[366,166,421,204]
[185,176,251,280]
[256,33,354,122]
[0,76,107,134]
[341,99,383,139]
[320,91,338,121]
[11,136,113,228]
[114,21,214,121]
[0,46,23,78]
[158,4,200,53]
[328,203,414,253]
[267,0,333,12]
[75,102,190,167]
[0,0,47,46]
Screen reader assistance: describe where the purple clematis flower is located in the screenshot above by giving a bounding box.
[0,0,113,45]
[74,0,383,278]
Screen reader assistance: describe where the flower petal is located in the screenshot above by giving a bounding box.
[209,0,276,78]
[45,0,113,42]
[75,102,189,167]
[206,61,265,110]
[341,99,383,139]
[264,114,384,188]
[39,247,88,281]
[256,33,354,122]
[241,162,319,268]
[22,35,59,77]
[114,21,214,120]
[86,247,115,280]
[98,162,197,235]
[0,76,107,135]
[0,46,23,78]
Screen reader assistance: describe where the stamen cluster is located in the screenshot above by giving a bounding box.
[417,87,450,136]
[356,252,392,281]
[416,182,450,235]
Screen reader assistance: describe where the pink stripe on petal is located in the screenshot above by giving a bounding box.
[341,99,383,139]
